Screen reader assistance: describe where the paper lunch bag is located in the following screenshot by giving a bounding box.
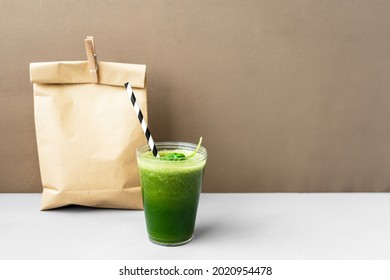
[30,61,147,210]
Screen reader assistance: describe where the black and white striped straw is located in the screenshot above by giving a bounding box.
[125,82,159,157]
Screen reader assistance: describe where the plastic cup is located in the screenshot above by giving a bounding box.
[136,142,207,246]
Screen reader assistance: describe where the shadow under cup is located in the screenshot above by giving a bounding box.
[136,142,207,246]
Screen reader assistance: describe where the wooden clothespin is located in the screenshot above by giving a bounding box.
[84,36,98,83]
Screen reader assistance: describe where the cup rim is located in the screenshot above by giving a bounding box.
[136,141,207,161]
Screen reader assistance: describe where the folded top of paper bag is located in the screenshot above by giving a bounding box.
[30,61,146,88]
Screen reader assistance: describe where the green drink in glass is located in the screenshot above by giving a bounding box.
[136,141,207,246]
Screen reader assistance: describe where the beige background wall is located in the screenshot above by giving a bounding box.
[1,0,390,193]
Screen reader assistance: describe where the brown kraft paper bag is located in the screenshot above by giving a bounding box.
[30,60,147,210]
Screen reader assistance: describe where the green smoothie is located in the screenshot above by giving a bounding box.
[136,142,207,245]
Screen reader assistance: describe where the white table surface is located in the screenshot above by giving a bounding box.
[0,193,389,260]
